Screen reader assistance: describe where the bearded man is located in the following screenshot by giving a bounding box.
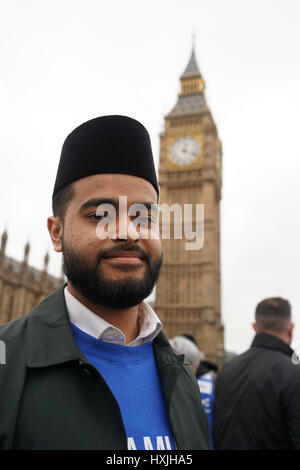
[0,115,210,450]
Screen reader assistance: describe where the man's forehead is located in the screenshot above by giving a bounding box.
[73,173,158,204]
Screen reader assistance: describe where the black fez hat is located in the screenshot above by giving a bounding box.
[52,115,159,198]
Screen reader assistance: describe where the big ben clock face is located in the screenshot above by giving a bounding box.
[170,137,200,166]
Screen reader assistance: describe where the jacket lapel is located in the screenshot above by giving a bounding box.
[153,332,210,450]
[153,332,185,400]
[26,285,84,368]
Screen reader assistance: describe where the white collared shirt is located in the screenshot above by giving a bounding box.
[64,286,162,346]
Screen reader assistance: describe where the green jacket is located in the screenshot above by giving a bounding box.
[0,286,211,450]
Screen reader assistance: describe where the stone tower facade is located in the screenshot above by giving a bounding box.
[154,47,224,364]
[0,230,63,325]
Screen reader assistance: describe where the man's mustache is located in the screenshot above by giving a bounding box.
[96,244,150,267]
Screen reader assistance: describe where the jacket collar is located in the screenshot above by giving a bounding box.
[26,285,84,367]
[26,285,185,370]
[153,331,185,406]
[251,332,294,357]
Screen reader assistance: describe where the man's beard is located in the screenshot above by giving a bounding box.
[62,240,163,309]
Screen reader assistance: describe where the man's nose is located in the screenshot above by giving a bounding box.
[113,211,140,242]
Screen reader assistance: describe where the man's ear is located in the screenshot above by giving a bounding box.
[252,322,258,333]
[47,216,63,252]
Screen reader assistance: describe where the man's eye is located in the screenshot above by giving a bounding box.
[138,215,155,226]
[88,213,109,220]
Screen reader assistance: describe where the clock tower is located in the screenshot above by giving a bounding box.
[154,46,224,364]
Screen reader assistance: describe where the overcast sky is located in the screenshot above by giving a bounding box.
[1,0,300,354]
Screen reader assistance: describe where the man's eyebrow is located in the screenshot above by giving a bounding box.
[79,198,118,211]
[131,202,158,213]
[79,198,158,212]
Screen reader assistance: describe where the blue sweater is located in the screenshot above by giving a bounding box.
[71,323,175,450]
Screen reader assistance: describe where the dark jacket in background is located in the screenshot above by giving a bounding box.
[0,286,210,450]
[213,332,300,450]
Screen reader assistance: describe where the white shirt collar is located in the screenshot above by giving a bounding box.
[64,286,162,346]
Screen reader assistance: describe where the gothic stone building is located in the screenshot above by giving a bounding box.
[0,230,63,325]
[154,47,224,364]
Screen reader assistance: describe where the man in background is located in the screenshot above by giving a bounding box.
[170,335,204,375]
[213,297,300,450]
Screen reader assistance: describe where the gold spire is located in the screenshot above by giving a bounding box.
[180,43,205,96]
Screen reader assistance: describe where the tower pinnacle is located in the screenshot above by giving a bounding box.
[166,46,207,118]
[181,43,201,79]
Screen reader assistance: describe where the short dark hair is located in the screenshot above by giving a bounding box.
[52,182,75,221]
[255,297,291,332]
